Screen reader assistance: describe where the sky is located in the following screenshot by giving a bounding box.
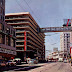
[5,0,72,58]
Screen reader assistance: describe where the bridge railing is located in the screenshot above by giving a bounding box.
[40,27,72,33]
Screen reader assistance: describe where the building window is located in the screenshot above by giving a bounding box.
[13,31,15,36]
[0,34,2,43]
[2,16,4,21]
[0,7,2,14]
[6,27,10,34]
[0,23,4,30]
[6,35,10,46]
[1,15,2,21]
[13,39,15,47]
[2,34,5,44]
[11,30,13,34]
[11,38,13,47]
[11,38,15,47]
[6,36,8,45]
[0,23,2,30]
[0,0,3,6]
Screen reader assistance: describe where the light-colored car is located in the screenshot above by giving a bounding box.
[28,59,34,64]
[13,58,21,64]
[27,58,31,64]
[58,58,63,62]
[34,59,38,64]
[6,60,16,66]
[28,59,38,64]
[64,59,67,63]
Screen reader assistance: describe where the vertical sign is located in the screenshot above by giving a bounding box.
[70,43,72,58]
[71,48,72,58]
[24,31,26,51]
[70,47,72,58]
[66,19,70,26]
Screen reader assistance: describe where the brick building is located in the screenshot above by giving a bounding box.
[0,0,16,60]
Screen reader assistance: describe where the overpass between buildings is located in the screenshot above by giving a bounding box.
[39,27,72,33]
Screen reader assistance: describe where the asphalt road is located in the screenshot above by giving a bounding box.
[27,62,72,72]
[1,62,72,72]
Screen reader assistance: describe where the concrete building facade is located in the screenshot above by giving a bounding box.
[5,12,45,61]
[48,51,64,61]
[60,32,70,57]
[53,48,58,52]
[0,0,16,60]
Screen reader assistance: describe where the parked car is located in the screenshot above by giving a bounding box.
[34,59,38,64]
[63,59,67,63]
[27,58,31,64]
[0,59,6,67]
[6,60,16,66]
[58,58,63,62]
[69,59,71,63]
[28,59,34,64]
[13,58,21,64]
[28,59,38,64]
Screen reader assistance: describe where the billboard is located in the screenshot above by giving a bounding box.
[63,19,71,26]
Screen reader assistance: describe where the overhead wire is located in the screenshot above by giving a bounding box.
[15,0,26,12]
[23,0,41,24]
[45,32,60,49]
[45,33,59,36]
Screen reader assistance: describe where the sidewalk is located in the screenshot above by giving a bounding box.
[69,63,72,68]
[24,62,57,72]
[17,63,48,67]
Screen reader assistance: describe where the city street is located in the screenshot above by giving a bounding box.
[3,62,72,72]
[1,1,72,72]
[26,62,72,72]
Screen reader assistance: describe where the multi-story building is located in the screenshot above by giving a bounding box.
[48,51,64,61]
[62,19,72,58]
[60,32,70,57]
[53,48,58,52]
[0,0,16,60]
[5,12,45,61]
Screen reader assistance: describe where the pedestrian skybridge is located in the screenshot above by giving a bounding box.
[40,27,72,33]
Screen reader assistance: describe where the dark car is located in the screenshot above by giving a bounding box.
[6,60,16,66]
[0,59,6,67]
[63,59,67,63]
[13,58,21,64]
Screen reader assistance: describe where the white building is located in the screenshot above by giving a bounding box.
[70,19,72,48]
[53,48,58,52]
[60,32,70,57]
[48,51,64,61]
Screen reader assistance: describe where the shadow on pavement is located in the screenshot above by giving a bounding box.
[0,65,41,71]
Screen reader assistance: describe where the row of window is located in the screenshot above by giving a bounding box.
[0,34,15,47]
[6,15,44,40]
[0,23,15,36]
[5,15,37,29]
[7,20,37,33]
[0,6,5,21]
[16,29,43,46]
[0,23,4,30]
[0,0,4,6]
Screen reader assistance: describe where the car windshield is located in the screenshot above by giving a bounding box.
[8,60,12,62]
